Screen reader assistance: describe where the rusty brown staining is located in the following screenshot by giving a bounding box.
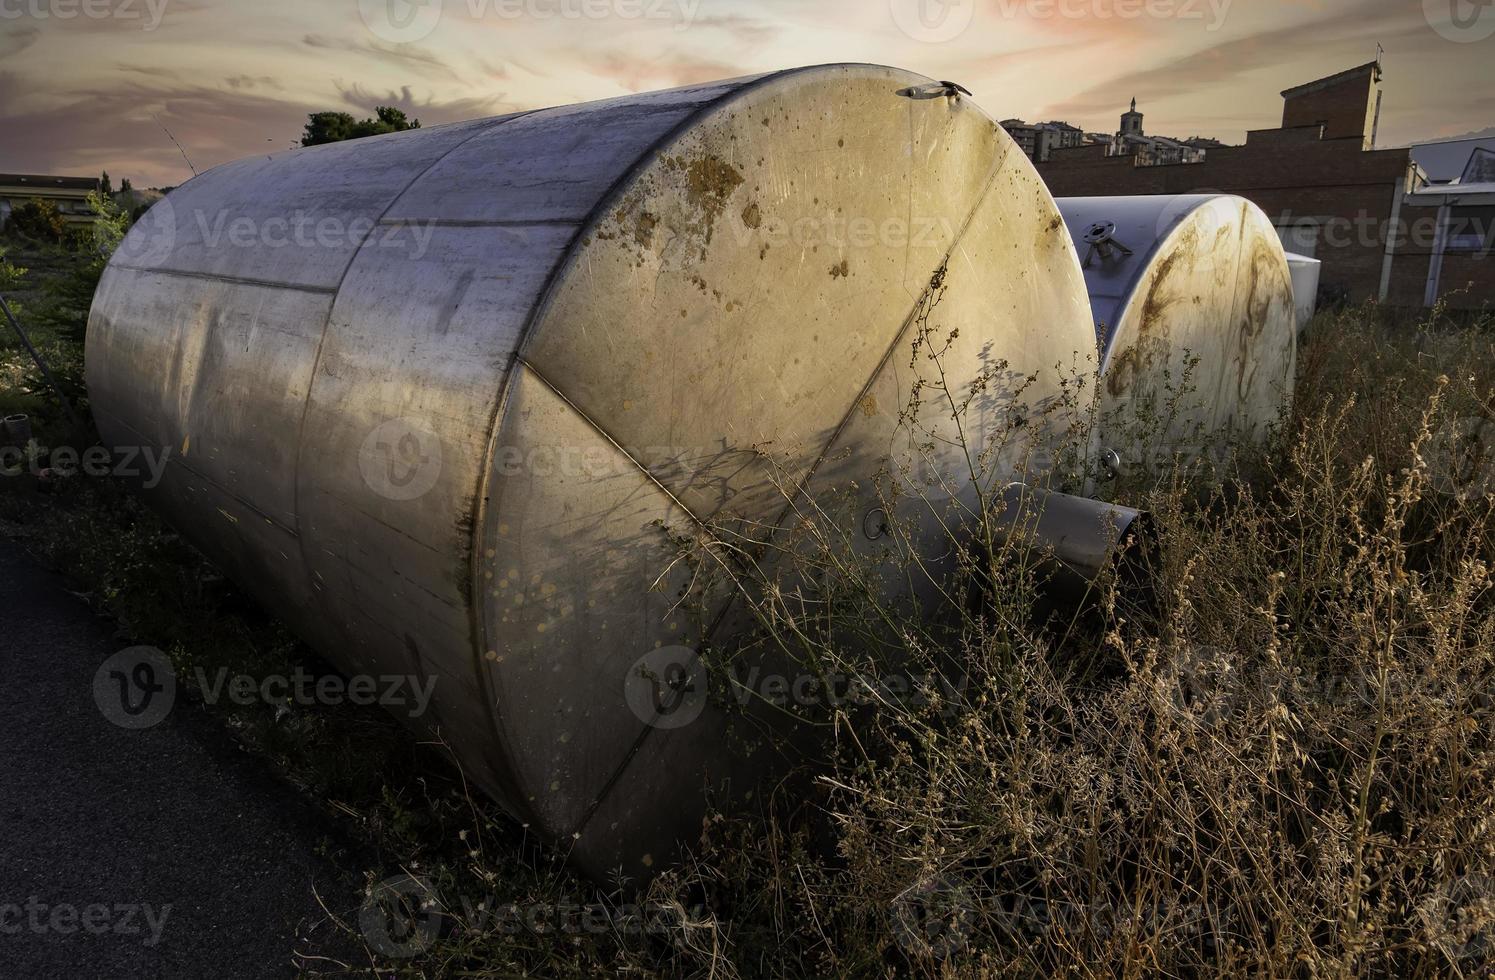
[741,202,762,230]
[680,155,744,216]
[1233,239,1292,399]
[858,394,877,417]
[829,259,850,279]
[1106,344,1140,398]
[658,153,745,254]
[1138,246,1184,340]
[1105,334,1169,399]
[633,211,658,247]
[1238,241,1282,340]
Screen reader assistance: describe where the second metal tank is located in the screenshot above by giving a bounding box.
[1057,195,1297,479]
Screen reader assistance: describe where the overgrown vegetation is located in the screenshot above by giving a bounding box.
[1,217,1490,976]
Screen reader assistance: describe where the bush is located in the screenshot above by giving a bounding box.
[4,198,67,243]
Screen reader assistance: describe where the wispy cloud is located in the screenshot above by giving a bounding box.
[0,0,1487,186]
[301,33,463,81]
[0,25,41,58]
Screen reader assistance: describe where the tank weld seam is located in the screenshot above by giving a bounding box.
[107,266,339,295]
[513,356,764,838]
[165,458,298,535]
[557,69,978,846]
[91,407,300,535]
[286,105,546,519]
[755,127,1013,544]
[475,75,798,838]
[378,218,584,228]
[281,108,547,816]
[513,354,767,600]
[511,356,706,530]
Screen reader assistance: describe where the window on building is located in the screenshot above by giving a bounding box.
[1446,205,1495,254]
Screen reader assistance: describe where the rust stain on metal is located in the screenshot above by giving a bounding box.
[1111,233,1191,399]
[1234,239,1287,397]
[1106,335,1170,399]
[633,211,658,247]
[667,154,744,225]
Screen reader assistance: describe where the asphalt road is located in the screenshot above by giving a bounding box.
[0,535,367,978]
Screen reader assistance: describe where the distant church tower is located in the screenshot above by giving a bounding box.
[1120,97,1144,137]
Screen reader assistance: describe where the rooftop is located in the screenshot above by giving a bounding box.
[0,174,101,191]
[1281,60,1381,100]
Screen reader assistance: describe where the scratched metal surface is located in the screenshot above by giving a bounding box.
[1057,195,1297,471]
[86,65,1097,880]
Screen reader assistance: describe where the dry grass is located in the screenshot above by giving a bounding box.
[616,303,1495,979]
[4,226,1491,978]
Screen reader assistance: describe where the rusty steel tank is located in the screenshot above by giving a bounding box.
[1057,195,1297,480]
[86,65,1098,880]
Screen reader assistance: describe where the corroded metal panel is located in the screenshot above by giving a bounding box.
[87,66,1099,880]
[1057,195,1297,473]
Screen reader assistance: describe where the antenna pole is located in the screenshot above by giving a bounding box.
[156,115,198,177]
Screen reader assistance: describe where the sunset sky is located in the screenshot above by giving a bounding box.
[2,0,1491,188]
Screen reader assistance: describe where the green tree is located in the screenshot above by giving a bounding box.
[100,171,113,196]
[300,106,422,147]
[301,111,357,146]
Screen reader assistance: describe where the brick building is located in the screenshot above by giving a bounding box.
[1000,118,1098,163]
[1036,62,1495,310]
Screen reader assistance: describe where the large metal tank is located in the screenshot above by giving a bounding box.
[1286,251,1323,331]
[87,64,1097,879]
[1057,195,1296,479]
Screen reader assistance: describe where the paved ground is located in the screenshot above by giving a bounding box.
[0,536,367,978]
